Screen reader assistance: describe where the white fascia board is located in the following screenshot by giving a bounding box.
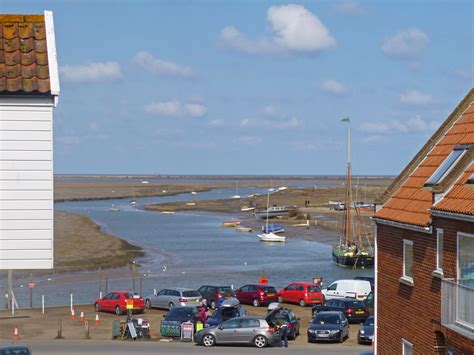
[44,10,60,104]
[431,210,474,222]
[372,217,432,234]
[0,95,55,107]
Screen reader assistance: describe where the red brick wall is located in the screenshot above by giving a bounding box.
[376,218,474,354]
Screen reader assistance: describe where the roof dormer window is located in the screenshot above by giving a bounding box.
[424,145,470,187]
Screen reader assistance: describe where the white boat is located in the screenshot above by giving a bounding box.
[186,202,196,206]
[231,181,240,199]
[191,191,198,195]
[109,205,121,212]
[231,195,241,199]
[235,227,253,232]
[129,200,137,206]
[141,180,149,184]
[278,186,288,191]
[257,232,286,242]
[161,211,175,214]
[241,206,255,212]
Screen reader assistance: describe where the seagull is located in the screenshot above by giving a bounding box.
[162,265,167,272]
[244,262,248,266]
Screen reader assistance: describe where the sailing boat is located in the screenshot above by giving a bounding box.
[231,181,241,199]
[129,185,137,205]
[332,118,374,268]
[257,190,286,242]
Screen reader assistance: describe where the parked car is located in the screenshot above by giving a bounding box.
[163,306,199,325]
[364,291,374,315]
[94,291,145,315]
[0,344,31,355]
[235,284,278,307]
[265,305,300,340]
[195,316,279,348]
[322,280,371,301]
[307,311,349,343]
[198,285,235,309]
[206,297,246,327]
[358,316,374,344]
[354,276,374,290]
[277,282,324,307]
[312,298,370,323]
[145,288,203,310]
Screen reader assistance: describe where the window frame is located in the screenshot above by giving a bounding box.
[402,239,414,284]
[402,338,413,355]
[435,229,444,275]
[424,145,469,187]
[457,231,474,280]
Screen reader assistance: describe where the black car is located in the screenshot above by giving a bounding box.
[358,316,374,344]
[0,344,31,355]
[206,299,246,327]
[265,306,300,340]
[307,311,349,343]
[312,298,370,323]
[198,285,235,309]
[354,276,374,291]
[364,292,374,315]
[163,306,199,325]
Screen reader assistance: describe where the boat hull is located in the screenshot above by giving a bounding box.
[257,233,286,242]
[254,210,291,219]
[332,250,374,268]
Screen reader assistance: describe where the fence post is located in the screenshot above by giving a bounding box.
[132,261,136,293]
[42,295,45,315]
[70,293,73,312]
[55,319,64,339]
[84,320,91,339]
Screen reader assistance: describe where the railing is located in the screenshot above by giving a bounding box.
[441,278,474,339]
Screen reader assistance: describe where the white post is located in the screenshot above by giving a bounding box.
[70,293,73,312]
[42,295,45,315]
[99,291,103,299]
[11,296,14,316]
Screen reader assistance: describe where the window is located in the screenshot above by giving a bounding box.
[327,283,337,291]
[285,284,296,291]
[103,293,113,300]
[111,293,120,300]
[402,339,413,355]
[241,319,259,328]
[457,232,474,281]
[436,229,444,273]
[296,285,304,291]
[424,145,469,187]
[222,319,240,329]
[403,240,414,282]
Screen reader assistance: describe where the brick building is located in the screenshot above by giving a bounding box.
[373,89,474,354]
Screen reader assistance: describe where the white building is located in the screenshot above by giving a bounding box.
[0,12,59,269]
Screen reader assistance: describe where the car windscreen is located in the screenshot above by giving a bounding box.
[262,287,276,293]
[221,307,239,319]
[345,300,365,308]
[307,286,321,292]
[217,287,233,294]
[364,317,374,326]
[182,291,201,298]
[123,293,132,299]
[313,314,340,324]
[167,308,196,320]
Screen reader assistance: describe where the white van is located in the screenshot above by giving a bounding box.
[322,279,371,300]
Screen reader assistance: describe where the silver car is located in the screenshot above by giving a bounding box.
[145,288,203,310]
[195,316,279,348]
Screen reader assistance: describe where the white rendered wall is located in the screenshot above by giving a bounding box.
[0,96,55,269]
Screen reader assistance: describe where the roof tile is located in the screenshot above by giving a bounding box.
[2,23,18,39]
[20,37,34,52]
[22,77,37,92]
[4,50,20,65]
[33,23,45,40]
[6,76,22,91]
[4,37,19,52]
[34,39,46,53]
[36,64,48,79]
[21,62,36,78]
[20,51,36,65]
[18,23,33,38]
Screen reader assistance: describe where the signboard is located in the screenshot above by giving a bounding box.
[126,299,134,310]
[160,320,181,337]
[27,282,35,289]
[259,277,269,284]
[181,321,194,342]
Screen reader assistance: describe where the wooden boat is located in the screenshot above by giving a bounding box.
[235,227,253,232]
[241,206,255,212]
[257,232,286,242]
[332,118,374,268]
[221,220,241,227]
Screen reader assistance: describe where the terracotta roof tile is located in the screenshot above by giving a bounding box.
[0,14,50,94]
[375,98,474,226]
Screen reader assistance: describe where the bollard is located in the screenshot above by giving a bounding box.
[42,295,45,315]
[95,313,100,326]
[84,320,91,339]
[69,308,76,320]
[70,293,73,312]
[80,311,85,323]
[55,319,64,339]
[12,327,20,341]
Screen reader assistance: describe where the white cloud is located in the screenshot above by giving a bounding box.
[381,28,428,61]
[235,136,262,145]
[360,115,438,135]
[240,115,303,129]
[145,100,207,118]
[399,89,433,106]
[60,62,123,83]
[219,4,336,55]
[363,135,384,143]
[320,80,347,95]
[208,119,224,127]
[333,1,366,16]
[133,51,193,78]
[240,118,257,127]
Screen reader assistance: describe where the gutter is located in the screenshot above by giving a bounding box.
[431,210,474,222]
[372,217,432,234]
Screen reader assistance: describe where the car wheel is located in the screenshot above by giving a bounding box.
[210,300,217,310]
[299,299,307,307]
[277,296,283,303]
[252,299,261,307]
[202,334,215,347]
[95,303,101,312]
[339,333,344,343]
[115,306,122,315]
[168,302,175,309]
[254,335,267,348]
[145,299,151,309]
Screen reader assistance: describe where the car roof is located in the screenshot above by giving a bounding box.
[0,344,30,349]
[200,285,232,288]
[167,287,197,292]
[316,311,342,316]
[290,282,318,286]
[243,284,275,287]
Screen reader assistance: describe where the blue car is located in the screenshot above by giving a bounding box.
[307,311,349,343]
[206,298,246,327]
[358,316,374,344]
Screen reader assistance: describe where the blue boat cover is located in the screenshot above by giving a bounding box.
[262,224,284,233]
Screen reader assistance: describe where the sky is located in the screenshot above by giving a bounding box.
[2,0,473,175]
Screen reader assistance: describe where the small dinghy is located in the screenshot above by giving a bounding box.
[257,232,286,242]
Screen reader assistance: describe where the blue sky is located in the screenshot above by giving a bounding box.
[4,0,473,175]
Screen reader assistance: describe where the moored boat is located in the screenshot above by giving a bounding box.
[254,206,295,219]
[261,224,284,234]
[235,227,253,232]
[257,232,286,242]
[222,220,241,227]
[241,206,255,212]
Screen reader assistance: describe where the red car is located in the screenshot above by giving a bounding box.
[277,282,324,307]
[94,291,145,315]
[235,284,279,307]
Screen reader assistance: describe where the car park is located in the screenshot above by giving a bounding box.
[198,285,235,309]
[312,298,370,323]
[94,291,145,315]
[322,279,371,300]
[0,344,31,355]
[358,316,374,344]
[195,316,279,348]
[307,311,349,343]
[235,284,278,307]
[277,282,324,307]
[206,297,246,327]
[145,288,203,310]
[265,304,300,340]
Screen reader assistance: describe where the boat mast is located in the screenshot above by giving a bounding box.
[345,119,352,244]
[266,190,270,233]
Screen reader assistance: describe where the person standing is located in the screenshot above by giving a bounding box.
[198,305,207,325]
[276,319,289,348]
